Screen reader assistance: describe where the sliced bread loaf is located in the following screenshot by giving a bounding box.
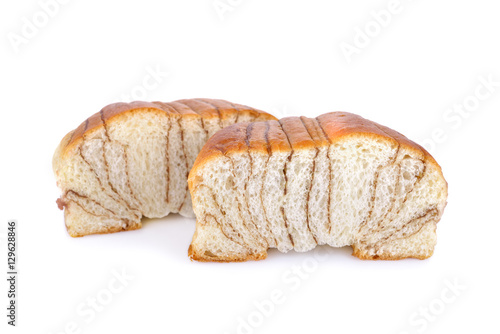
[53,98,277,237]
[188,112,448,261]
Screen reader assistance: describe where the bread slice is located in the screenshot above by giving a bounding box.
[53,99,277,237]
[188,112,448,261]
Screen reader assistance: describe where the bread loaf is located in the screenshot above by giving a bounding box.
[188,112,448,261]
[53,99,277,237]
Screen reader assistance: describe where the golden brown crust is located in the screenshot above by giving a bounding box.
[62,98,276,156]
[189,112,445,190]
[351,247,433,260]
[315,112,441,167]
[188,245,267,262]
[67,222,142,238]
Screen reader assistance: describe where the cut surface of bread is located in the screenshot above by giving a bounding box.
[53,98,277,237]
[188,112,448,262]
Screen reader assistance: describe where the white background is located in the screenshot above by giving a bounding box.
[1,0,499,333]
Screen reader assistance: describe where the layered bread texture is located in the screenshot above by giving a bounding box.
[53,99,277,237]
[188,112,448,261]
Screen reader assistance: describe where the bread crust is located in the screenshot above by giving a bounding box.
[351,249,433,260]
[188,112,448,262]
[58,99,274,157]
[189,112,445,194]
[187,245,267,263]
